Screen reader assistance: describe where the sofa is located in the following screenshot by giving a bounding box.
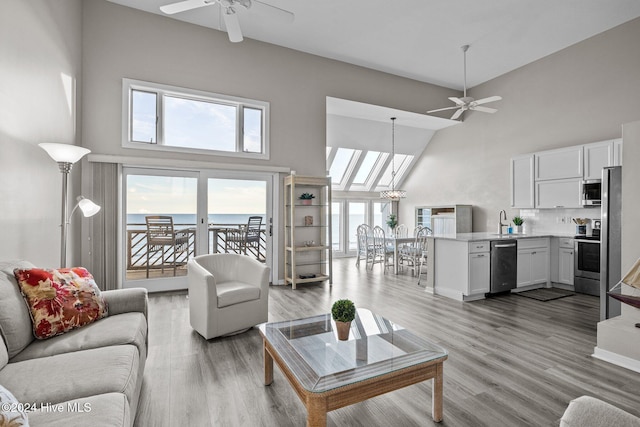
[561,396,640,427]
[0,260,148,427]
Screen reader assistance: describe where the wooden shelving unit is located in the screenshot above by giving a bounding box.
[284,175,332,290]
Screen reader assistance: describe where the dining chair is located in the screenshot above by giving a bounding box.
[368,226,394,273]
[402,226,432,285]
[145,215,190,278]
[355,224,373,267]
[395,224,408,238]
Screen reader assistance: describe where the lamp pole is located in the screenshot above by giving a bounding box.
[58,161,73,267]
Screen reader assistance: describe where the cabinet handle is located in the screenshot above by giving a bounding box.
[554,206,565,208]
[532,251,536,255]
[477,254,485,257]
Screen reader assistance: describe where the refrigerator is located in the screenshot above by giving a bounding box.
[600,165,622,320]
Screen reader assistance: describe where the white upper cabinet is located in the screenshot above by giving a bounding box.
[511,154,534,208]
[535,146,583,181]
[584,140,614,180]
[613,138,623,166]
[536,178,582,209]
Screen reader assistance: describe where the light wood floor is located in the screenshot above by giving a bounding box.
[134,258,640,427]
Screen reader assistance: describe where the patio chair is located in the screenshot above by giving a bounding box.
[226,216,263,260]
[145,215,190,278]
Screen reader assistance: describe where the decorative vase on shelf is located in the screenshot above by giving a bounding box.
[515,225,523,234]
[335,320,351,341]
[301,199,312,205]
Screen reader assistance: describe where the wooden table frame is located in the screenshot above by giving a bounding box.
[262,337,447,426]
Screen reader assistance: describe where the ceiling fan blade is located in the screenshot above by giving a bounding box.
[427,106,461,113]
[472,106,498,114]
[222,8,243,42]
[253,0,295,23]
[160,0,212,14]
[448,97,466,106]
[473,95,502,106]
[451,109,464,120]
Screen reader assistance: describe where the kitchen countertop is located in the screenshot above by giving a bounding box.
[431,232,575,242]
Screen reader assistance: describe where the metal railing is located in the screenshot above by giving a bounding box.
[126,223,267,272]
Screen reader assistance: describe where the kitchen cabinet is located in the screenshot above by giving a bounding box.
[510,154,535,208]
[535,178,582,209]
[613,138,623,166]
[535,146,583,181]
[516,238,550,288]
[584,140,614,180]
[468,242,490,295]
[551,237,574,285]
[415,205,472,234]
[433,239,489,301]
[284,175,332,290]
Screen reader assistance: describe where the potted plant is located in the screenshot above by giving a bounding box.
[331,299,356,341]
[299,193,315,205]
[512,216,524,234]
[386,214,398,232]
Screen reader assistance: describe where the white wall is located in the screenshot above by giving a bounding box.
[400,17,640,232]
[0,0,83,265]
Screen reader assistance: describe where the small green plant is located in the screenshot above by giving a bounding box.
[299,193,315,200]
[512,216,524,226]
[386,214,398,230]
[331,299,356,323]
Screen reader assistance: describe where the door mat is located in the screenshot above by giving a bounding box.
[515,288,575,302]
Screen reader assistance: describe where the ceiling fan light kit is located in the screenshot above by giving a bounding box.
[160,0,294,43]
[427,44,502,120]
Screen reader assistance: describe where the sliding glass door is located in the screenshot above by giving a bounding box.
[123,167,274,292]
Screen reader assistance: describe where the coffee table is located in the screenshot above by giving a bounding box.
[258,308,448,426]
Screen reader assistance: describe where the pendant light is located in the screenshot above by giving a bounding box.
[380,117,406,200]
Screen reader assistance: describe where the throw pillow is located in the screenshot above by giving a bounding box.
[13,267,108,340]
[0,384,29,426]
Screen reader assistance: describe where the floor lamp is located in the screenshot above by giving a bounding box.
[39,143,101,267]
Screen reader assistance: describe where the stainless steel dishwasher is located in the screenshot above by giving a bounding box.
[490,240,517,293]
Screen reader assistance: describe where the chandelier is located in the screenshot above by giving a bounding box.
[380,117,407,200]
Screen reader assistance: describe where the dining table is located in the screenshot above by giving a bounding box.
[384,235,415,275]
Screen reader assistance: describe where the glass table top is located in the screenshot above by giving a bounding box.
[259,308,447,393]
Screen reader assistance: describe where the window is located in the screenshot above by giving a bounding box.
[329,148,356,184]
[123,79,269,159]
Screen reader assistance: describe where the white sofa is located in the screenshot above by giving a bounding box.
[188,253,269,339]
[0,260,148,427]
[561,396,640,427]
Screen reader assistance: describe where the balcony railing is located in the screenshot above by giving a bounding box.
[126,223,267,277]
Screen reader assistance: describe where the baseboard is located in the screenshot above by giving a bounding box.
[592,346,640,373]
[434,287,464,301]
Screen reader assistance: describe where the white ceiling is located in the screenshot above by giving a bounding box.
[107,0,640,90]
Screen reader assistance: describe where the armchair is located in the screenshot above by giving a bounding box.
[187,253,270,339]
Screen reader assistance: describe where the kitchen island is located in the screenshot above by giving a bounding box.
[425,232,573,301]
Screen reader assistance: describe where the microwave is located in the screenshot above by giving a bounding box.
[581,179,601,206]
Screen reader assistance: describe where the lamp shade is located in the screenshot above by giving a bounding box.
[77,197,101,217]
[39,143,90,164]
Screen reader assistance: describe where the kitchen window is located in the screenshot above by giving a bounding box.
[122,79,269,159]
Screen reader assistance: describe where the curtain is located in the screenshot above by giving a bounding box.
[83,162,119,291]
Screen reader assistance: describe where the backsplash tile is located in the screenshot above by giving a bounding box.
[519,208,601,235]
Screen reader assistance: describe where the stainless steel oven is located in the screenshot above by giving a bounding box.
[574,237,600,296]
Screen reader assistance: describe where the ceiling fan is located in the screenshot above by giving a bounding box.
[160,0,294,43]
[427,45,502,120]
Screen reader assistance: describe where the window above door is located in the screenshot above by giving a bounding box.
[122,79,269,160]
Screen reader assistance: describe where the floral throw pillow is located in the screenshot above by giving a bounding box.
[13,267,108,340]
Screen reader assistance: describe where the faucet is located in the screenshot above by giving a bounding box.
[498,210,508,235]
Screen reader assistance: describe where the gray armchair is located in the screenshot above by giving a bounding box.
[187,253,269,339]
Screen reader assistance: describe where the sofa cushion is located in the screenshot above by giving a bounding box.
[561,395,640,427]
[10,312,147,363]
[0,384,29,426]
[28,393,130,427]
[0,337,7,370]
[0,345,139,407]
[0,261,36,359]
[217,280,260,308]
[14,267,108,339]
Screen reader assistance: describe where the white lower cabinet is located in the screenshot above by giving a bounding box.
[558,248,574,285]
[469,252,490,294]
[516,238,550,288]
